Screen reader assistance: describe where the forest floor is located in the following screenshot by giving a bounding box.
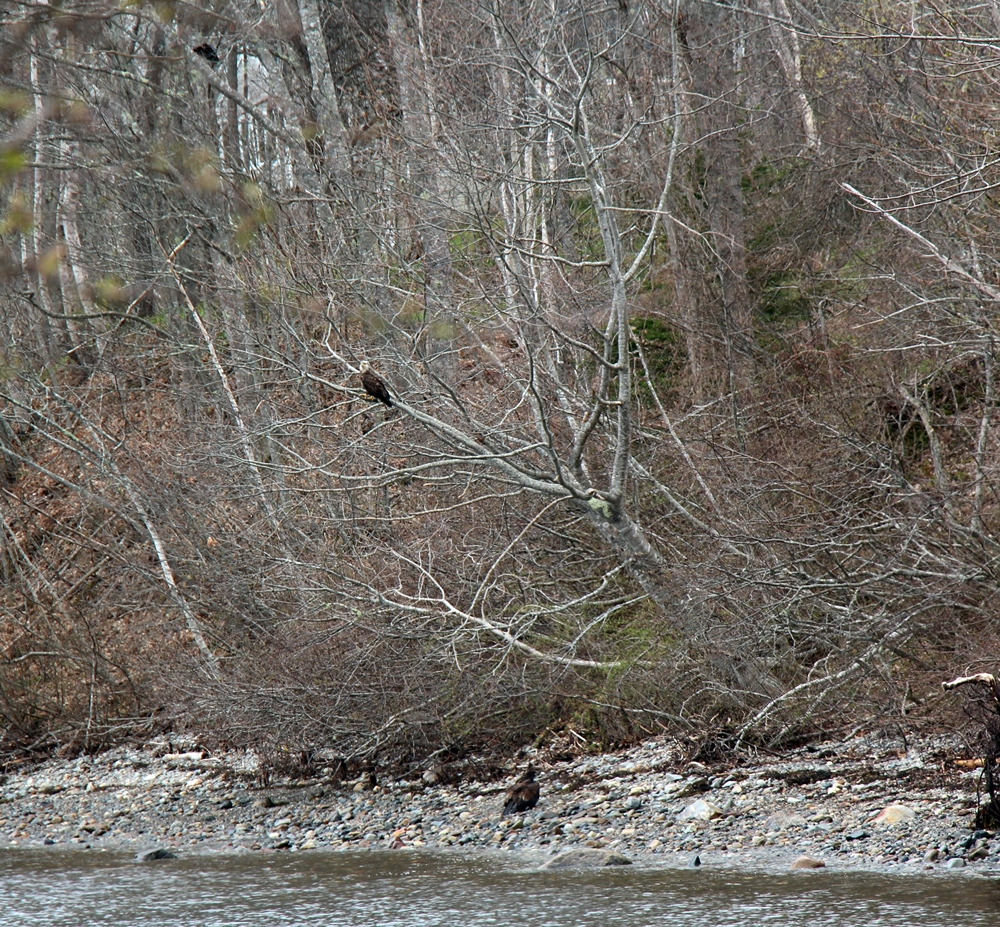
[1,730,997,876]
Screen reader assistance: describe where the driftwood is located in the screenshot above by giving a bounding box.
[942,673,1000,703]
[943,671,1000,828]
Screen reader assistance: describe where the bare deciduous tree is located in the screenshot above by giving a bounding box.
[2,0,1000,764]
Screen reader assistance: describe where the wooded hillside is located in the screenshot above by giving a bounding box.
[1,0,998,766]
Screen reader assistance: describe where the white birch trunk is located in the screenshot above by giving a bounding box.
[764,0,821,153]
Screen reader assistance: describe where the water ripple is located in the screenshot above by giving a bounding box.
[0,849,997,927]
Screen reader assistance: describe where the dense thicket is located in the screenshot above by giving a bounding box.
[1,0,999,766]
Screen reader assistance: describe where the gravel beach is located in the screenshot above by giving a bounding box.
[1,733,995,875]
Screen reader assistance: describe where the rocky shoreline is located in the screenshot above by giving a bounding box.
[1,732,996,875]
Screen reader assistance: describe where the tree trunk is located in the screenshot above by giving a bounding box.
[318,0,399,133]
[58,140,98,371]
[763,0,820,153]
[28,43,57,363]
[386,0,455,367]
[678,2,753,413]
[224,46,242,172]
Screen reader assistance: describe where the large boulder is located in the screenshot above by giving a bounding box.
[873,804,916,825]
[540,849,632,870]
[790,855,825,870]
[136,848,178,862]
[676,799,723,822]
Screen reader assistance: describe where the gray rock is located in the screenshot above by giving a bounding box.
[763,812,807,831]
[896,751,925,771]
[945,857,966,869]
[923,848,940,863]
[136,848,177,862]
[673,777,711,798]
[540,849,632,870]
[967,846,989,861]
[677,799,723,822]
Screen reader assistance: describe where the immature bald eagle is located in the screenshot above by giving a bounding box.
[502,765,540,816]
[359,361,393,407]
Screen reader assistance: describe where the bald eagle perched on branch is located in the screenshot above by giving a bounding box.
[359,361,393,407]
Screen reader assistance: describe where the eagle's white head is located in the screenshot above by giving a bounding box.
[359,361,371,373]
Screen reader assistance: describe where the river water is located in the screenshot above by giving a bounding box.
[1,849,998,926]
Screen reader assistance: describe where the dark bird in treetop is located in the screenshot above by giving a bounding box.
[502,765,540,816]
[359,361,393,407]
[193,43,220,65]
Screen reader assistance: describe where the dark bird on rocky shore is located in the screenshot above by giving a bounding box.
[359,361,393,407]
[503,765,540,816]
[193,43,220,65]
